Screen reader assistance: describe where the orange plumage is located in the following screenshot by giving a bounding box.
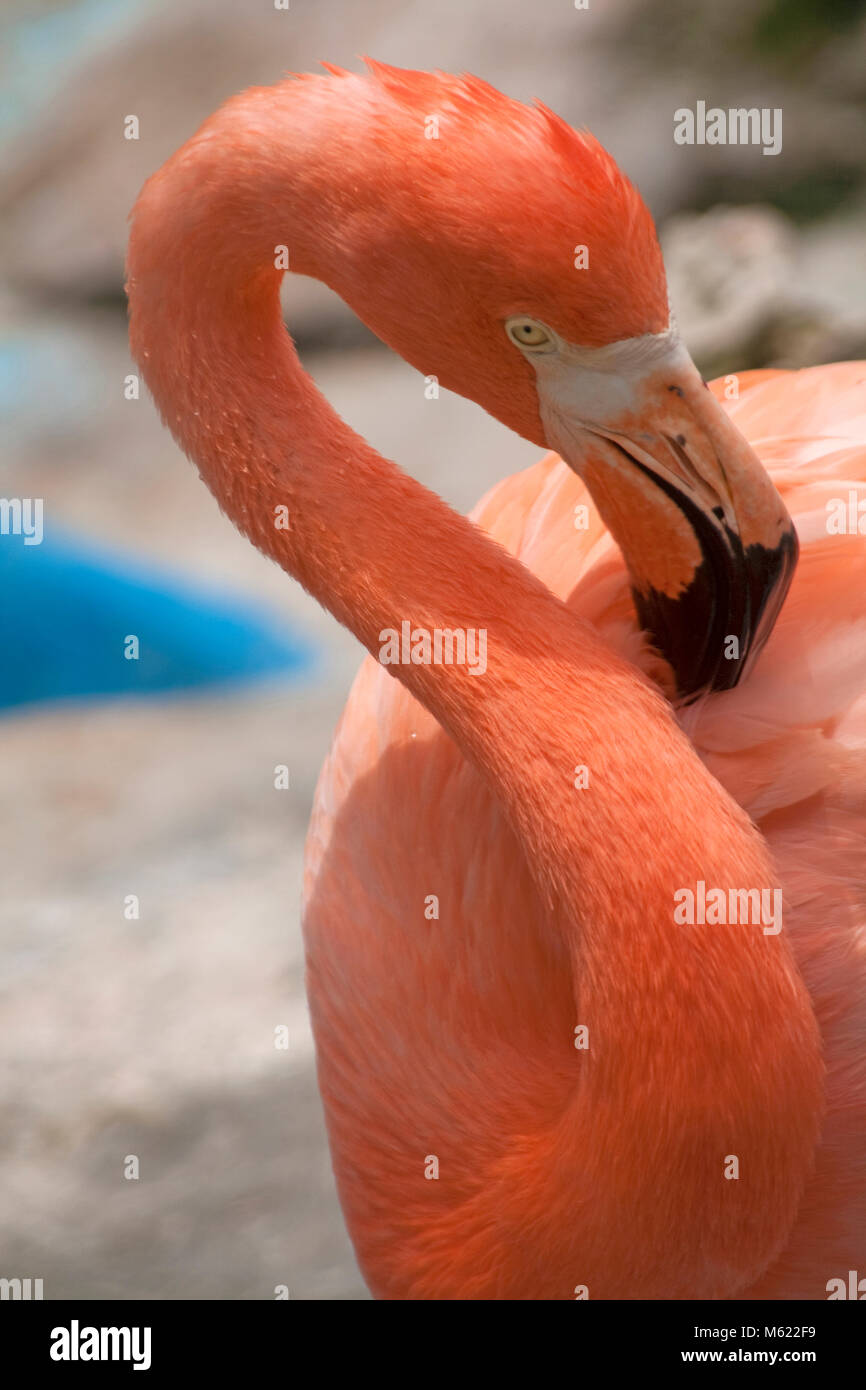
[127,63,865,1299]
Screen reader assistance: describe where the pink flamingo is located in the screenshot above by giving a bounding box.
[127,62,865,1299]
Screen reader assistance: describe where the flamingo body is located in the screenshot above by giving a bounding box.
[124,63,864,1300]
[305,365,866,1299]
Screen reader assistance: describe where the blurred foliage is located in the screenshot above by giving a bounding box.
[690,165,862,224]
[765,167,862,222]
[625,0,866,76]
[752,0,866,59]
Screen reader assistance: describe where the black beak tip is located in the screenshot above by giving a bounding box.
[633,525,799,703]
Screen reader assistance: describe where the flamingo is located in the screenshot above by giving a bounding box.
[126,62,866,1300]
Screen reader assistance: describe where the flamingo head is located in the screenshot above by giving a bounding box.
[292,64,798,699]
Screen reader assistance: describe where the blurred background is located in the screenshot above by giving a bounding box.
[1,0,865,1300]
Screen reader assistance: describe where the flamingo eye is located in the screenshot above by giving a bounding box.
[505,317,555,352]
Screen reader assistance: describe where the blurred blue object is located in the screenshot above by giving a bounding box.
[0,527,313,710]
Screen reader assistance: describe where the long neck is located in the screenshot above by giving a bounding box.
[126,82,823,1297]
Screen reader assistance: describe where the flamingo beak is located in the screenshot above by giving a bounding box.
[538,344,798,701]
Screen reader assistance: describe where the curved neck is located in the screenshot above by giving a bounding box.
[126,81,823,1297]
[126,112,653,911]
